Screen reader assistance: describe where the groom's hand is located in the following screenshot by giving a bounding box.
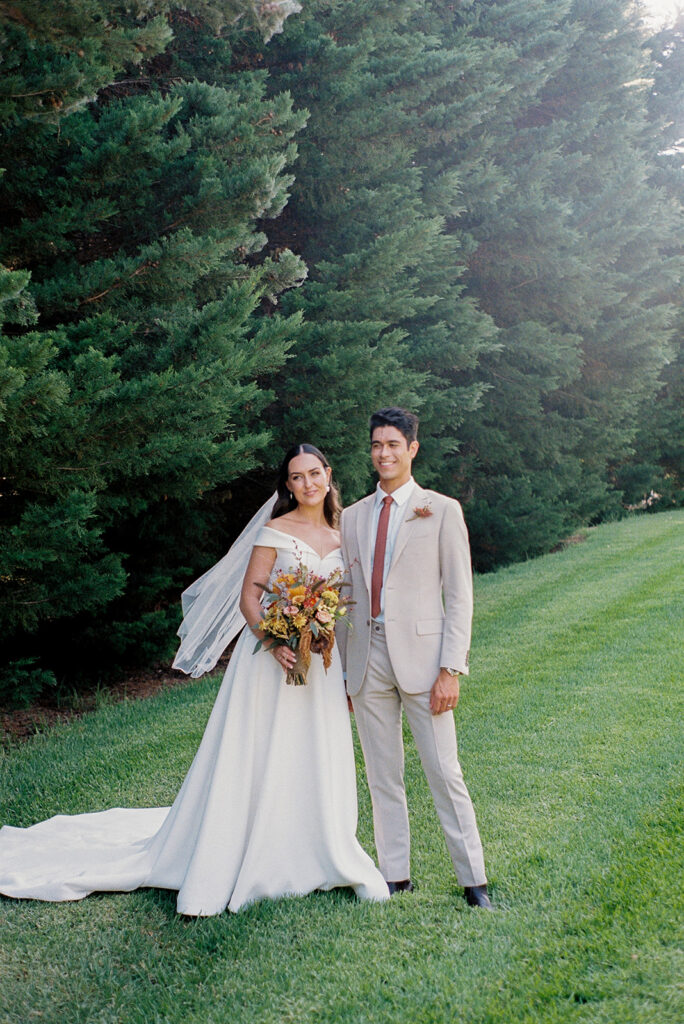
[430,669,460,716]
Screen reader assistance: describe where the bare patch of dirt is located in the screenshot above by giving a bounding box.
[550,530,589,553]
[1,656,231,746]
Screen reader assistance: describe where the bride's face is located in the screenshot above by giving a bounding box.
[287,453,331,509]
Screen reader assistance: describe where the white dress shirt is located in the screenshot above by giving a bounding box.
[370,477,417,622]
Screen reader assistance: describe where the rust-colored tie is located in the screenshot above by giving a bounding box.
[371,494,393,619]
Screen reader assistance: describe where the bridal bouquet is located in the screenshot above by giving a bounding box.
[253,562,351,685]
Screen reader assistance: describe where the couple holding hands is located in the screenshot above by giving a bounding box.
[0,408,491,915]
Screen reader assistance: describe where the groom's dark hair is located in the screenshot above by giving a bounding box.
[370,407,419,445]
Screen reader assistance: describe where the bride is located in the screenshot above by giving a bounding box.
[0,444,389,915]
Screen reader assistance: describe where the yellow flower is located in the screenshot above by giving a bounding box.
[321,589,339,605]
[293,612,307,630]
[266,611,290,638]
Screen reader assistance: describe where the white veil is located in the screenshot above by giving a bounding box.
[172,491,278,678]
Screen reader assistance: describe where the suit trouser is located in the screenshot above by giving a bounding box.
[352,621,487,887]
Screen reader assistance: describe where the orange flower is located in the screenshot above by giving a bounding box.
[408,502,433,521]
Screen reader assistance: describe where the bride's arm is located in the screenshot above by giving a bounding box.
[239,545,296,670]
[239,545,276,637]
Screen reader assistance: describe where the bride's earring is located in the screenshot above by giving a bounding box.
[326,485,330,493]
[288,491,293,500]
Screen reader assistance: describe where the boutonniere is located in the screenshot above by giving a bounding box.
[408,501,433,521]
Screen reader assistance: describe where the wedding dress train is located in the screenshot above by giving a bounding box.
[0,528,389,915]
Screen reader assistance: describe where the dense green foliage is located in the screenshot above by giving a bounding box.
[616,13,684,510]
[2,512,682,1023]
[253,0,498,492]
[255,0,681,564]
[412,0,681,568]
[0,1,681,698]
[0,2,307,697]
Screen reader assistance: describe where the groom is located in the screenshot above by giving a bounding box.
[340,407,491,909]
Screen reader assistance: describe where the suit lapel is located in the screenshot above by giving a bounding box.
[355,494,376,592]
[388,483,424,571]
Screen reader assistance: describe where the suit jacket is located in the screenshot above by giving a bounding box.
[339,483,473,696]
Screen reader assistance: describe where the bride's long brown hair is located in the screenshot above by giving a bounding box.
[271,444,342,527]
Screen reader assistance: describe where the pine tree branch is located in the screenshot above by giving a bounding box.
[78,261,155,306]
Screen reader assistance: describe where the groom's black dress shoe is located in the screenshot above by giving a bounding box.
[387,879,414,895]
[463,884,493,910]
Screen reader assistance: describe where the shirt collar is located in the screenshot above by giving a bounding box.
[375,477,416,509]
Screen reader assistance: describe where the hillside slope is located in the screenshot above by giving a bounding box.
[1,510,682,1024]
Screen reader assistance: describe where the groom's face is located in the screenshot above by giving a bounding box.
[371,426,419,490]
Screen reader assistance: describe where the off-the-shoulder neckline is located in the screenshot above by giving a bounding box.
[258,525,342,560]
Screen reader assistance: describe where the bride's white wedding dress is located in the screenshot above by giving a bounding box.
[0,528,389,915]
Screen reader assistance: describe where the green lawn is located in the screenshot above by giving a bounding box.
[1,510,682,1024]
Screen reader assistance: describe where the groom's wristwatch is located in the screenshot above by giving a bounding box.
[442,667,461,677]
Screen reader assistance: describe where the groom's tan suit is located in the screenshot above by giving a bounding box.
[340,481,487,886]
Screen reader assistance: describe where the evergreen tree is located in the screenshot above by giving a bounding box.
[0,1,306,701]
[0,0,299,126]
[421,0,680,568]
[615,11,684,509]
[0,1,171,121]
[245,0,498,498]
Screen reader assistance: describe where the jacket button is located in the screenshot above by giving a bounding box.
[366,620,370,626]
